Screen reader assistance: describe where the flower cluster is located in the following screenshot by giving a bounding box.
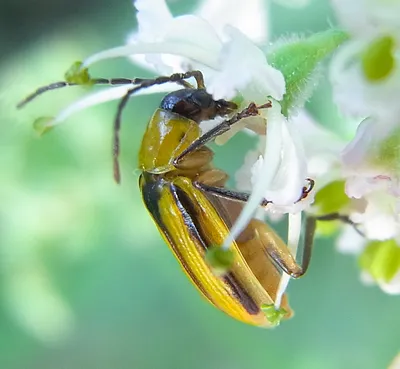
[328,0,400,294]
[23,0,400,317]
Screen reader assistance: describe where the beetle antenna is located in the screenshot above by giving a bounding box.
[17,69,202,110]
[112,70,205,183]
[17,78,158,109]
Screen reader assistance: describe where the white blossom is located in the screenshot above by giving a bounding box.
[342,117,400,199]
[235,107,345,217]
[226,102,310,250]
[325,0,400,295]
[330,0,400,122]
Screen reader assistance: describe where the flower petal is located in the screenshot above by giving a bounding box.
[342,117,400,198]
[331,0,400,39]
[379,270,400,295]
[196,0,268,43]
[258,105,308,207]
[224,102,308,248]
[336,224,366,254]
[351,193,399,241]
[208,26,285,101]
[274,212,302,309]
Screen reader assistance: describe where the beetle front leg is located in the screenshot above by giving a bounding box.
[250,216,317,279]
[193,182,272,207]
[174,101,272,167]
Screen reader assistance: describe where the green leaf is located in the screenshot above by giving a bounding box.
[268,29,349,116]
[33,117,55,136]
[359,240,400,282]
[205,246,235,276]
[314,180,350,214]
[315,221,339,237]
[64,61,93,85]
[362,35,395,82]
[261,304,287,326]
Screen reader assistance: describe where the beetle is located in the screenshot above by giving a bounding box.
[18,69,316,327]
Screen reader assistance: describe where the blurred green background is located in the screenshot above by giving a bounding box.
[1,1,399,368]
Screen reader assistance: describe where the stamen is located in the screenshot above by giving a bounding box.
[52,86,134,125]
[82,42,220,70]
[275,212,302,309]
[222,116,282,250]
[50,83,178,126]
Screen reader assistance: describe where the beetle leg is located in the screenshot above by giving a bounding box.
[314,212,364,237]
[173,101,272,167]
[250,217,316,279]
[194,182,272,207]
[194,169,229,187]
[193,181,314,207]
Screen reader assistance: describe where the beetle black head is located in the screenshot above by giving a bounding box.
[160,88,237,123]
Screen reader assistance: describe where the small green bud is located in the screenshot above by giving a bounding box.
[33,117,54,136]
[64,61,93,85]
[261,304,288,326]
[314,180,350,214]
[359,240,400,282]
[362,35,395,82]
[205,246,235,276]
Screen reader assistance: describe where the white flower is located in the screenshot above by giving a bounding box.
[326,1,400,296]
[291,109,345,187]
[342,117,400,199]
[235,107,345,219]
[351,192,400,241]
[223,102,311,299]
[330,0,400,122]
[194,0,269,43]
[331,0,400,39]
[234,102,310,215]
[205,25,285,102]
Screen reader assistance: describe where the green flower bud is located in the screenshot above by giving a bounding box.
[33,117,54,136]
[261,304,288,326]
[64,61,93,85]
[205,246,235,276]
[359,240,400,282]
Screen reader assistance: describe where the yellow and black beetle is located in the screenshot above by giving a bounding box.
[18,69,316,327]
